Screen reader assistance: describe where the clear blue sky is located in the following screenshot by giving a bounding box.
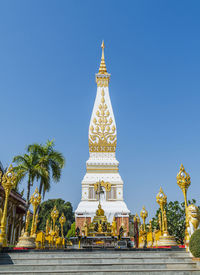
[1,1,200,220]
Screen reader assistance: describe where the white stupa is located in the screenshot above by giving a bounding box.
[75,42,130,232]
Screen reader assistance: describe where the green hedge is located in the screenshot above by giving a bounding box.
[189,229,200,258]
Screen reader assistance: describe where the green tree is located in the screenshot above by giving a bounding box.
[28,140,65,199]
[13,152,43,210]
[66,222,76,239]
[0,161,6,174]
[151,199,197,244]
[37,199,74,236]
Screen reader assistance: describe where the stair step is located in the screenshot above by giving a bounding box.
[0,262,197,271]
[0,257,194,264]
[0,251,189,259]
[0,250,199,274]
[0,269,200,275]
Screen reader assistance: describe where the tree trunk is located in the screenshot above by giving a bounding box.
[39,180,42,195]
[24,177,31,223]
[37,180,43,214]
[26,178,31,211]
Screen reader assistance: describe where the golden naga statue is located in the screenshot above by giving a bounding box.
[187,204,200,237]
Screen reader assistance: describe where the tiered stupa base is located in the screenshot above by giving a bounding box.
[16,233,36,248]
[158,232,177,246]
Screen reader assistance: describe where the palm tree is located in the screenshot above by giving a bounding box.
[0,161,6,176]
[28,140,65,199]
[13,152,43,210]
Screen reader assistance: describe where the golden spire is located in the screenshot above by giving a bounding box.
[98,40,108,74]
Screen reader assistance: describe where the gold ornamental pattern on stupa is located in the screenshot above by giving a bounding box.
[89,89,117,152]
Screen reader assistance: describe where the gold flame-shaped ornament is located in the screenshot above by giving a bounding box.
[156,187,167,207]
[176,164,191,191]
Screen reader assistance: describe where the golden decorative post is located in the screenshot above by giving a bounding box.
[149,220,152,232]
[176,164,191,243]
[59,213,66,238]
[176,164,191,211]
[163,210,168,233]
[25,210,30,236]
[140,206,148,231]
[33,213,39,236]
[156,187,177,246]
[158,212,162,231]
[30,188,41,237]
[156,187,167,233]
[135,213,140,224]
[147,219,153,248]
[138,207,148,248]
[46,219,50,236]
[51,205,59,232]
[0,165,17,246]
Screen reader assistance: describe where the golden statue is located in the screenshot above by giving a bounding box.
[82,220,88,237]
[98,222,103,233]
[187,204,200,237]
[96,203,105,216]
[111,217,117,236]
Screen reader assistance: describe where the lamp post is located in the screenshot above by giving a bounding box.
[59,213,66,238]
[176,164,191,241]
[0,165,17,246]
[30,188,41,237]
[140,206,148,231]
[156,187,167,234]
[51,205,59,232]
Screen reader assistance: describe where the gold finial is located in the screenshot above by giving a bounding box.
[98,40,108,74]
[101,40,105,58]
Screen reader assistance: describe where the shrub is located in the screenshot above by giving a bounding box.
[189,229,200,258]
